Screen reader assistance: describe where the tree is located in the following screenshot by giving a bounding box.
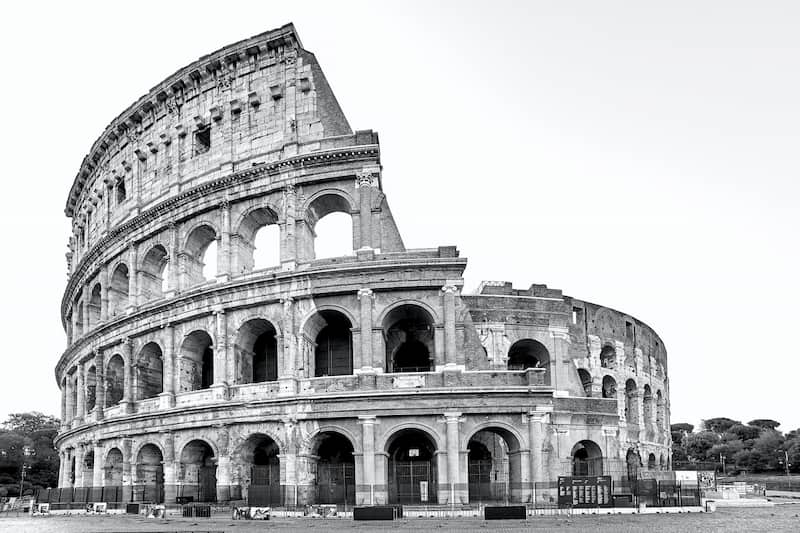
[728,424,761,443]
[0,412,60,496]
[3,412,59,434]
[748,419,781,431]
[685,431,719,462]
[738,430,786,472]
[703,418,740,434]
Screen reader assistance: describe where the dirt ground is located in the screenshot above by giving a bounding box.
[0,503,799,533]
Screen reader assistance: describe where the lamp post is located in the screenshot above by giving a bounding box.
[19,445,36,498]
[777,449,791,490]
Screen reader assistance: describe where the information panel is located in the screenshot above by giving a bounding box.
[557,476,612,508]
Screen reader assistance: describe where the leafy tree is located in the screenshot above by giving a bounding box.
[0,412,60,496]
[685,431,719,462]
[728,424,760,443]
[748,419,781,431]
[737,430,785,472]
[703,417,740,434]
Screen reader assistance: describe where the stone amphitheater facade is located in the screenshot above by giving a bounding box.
[54,24,671,507]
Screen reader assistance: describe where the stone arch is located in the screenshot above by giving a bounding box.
[306,430,356,505]
[179,329,214,391]
[377,299,441,325]
[507,339,550,371]
[599,344,616,369]
[135,443,165,503]
[136,342,164,400]
[643,384,654,426]
[105,353,125,406]
[602,375,617,399]
[465,424,525,503]
[379,421,446,454]
[625,379,639,424]
[302,309,353,377]
[178,439,217,502]
[139,244,169,302]
[89,283,102,326]
[577,368,592,397]
[183,223,219,285]
[647,452,657,470]
[572,440,603,476]
[656,390,665,430]
[234,433,281,506]
[132,439,166,462]
[234,205,281,273]
[382,303,436,373]
[109,263,129,317]
[235,318,279,384]
[104,447,124,486]
[626,448,641,480]
[305,191,355,260]
[300,425,361,457]
[85,365,97,411]
[385,426,440,504]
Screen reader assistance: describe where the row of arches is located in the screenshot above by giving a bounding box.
[69,196,358,338]
[576,369,666,429]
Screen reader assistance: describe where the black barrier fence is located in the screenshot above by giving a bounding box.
[35,486,123,505]
[554,477,701,509]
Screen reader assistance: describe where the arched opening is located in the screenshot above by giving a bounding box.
[137,342,164,400]
[647,453,657,470]
[86,366,97,411]
[82,450,94,489]
[238,434,281,507]
[311,432,355,505]
[235,319,278,384]
[659,454,665,470]
[601,375,617,399]
[572,440,603,476]
[105,354,125,407]
[109,264,129,317]
[184,225,218,286]
[507,339,550,377]
[180,330,214,391]
[104,448,123,488]
[308,194,353,260]
[625,379,639,425]
[600,344,616,368]
[74,299,84,338]
[140,245,169,301]
[577,368,592,397]
[467,428,523,503]
[237,207,280,272]
[383,305,435,373]
[89,284,101,326]
[135,444,164,503]
[387,428,438,504]
[70,375,78,420]
[179,440,217,502]
[656,390,665,430]
[313,311,353,377]
[643,384,653,426]
[626,448,641,481]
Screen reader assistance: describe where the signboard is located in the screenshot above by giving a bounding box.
[408,448,420,458]
[419,481,428,502]
[558,476,612,508]
[393,375,425,389]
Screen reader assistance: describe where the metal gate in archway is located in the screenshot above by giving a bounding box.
[198,466,217,502]
[248,464,282,506]
[393,461,436,504]
[468,459,509,503]
[315,463,355,504]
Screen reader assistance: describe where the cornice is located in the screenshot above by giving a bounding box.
[61,144,380,326]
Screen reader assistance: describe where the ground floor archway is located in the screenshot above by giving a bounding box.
[237,434,281,507]
[310,432,355,505]
[134,444,164,503]
[387,429,438,504]
[179,440,216,502]
[467,427,523,503]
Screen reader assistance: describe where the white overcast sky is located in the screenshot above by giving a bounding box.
[1,1,797,433]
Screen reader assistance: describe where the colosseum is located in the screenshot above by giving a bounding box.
[54,24,671,508]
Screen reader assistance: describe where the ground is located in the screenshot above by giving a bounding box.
[1,504,799,533]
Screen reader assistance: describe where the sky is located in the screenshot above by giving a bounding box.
[0,1,798,434]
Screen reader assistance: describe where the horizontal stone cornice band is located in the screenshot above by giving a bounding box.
[62,144,379,325]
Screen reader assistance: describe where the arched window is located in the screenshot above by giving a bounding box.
[180,330,214,391]
[601,375,617,399]
[386,429,438,504]
[572,440,603,476]
[137,342,164,400]
[648,453,657,470]
[180,440,216,502]
[310,432,355,505]
[184,225,218,286]
[140,245,169,301]
[577,368,592,397]
[307,194,353,260]
[105,354,125,406]
[643,384,653,426]
[507,339,549,371]
[235,319,278,384]
[109,264,130,317]
[383,305,435,373]
[625,379,639,424]
[89,284,102,326]
[656,390,665,430]
[86,366,97,411]
[237,207,280,273]
[313,311,353,377]
[600,344,616,368]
